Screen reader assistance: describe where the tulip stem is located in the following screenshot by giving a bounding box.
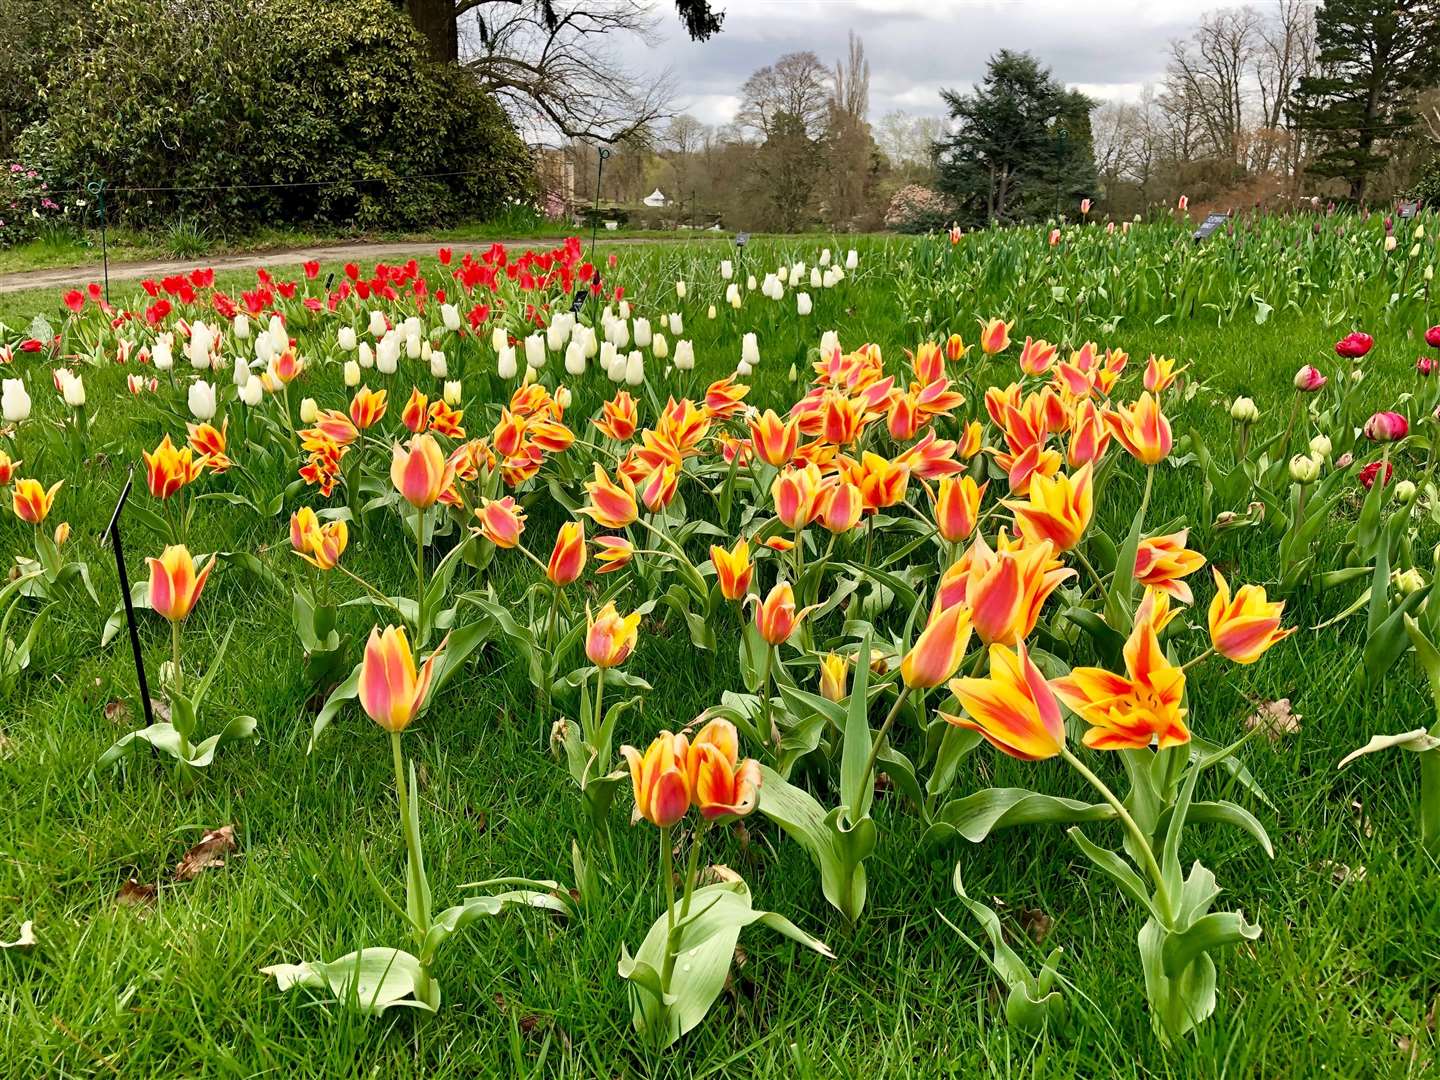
[592,667,605,747]
[679,820,706,922]
[171,619,190,759]
[860,685,913,800]
[659,824,676,981]
[414,506,427,641]
[1073,545,1107,595]
[760,645,778,747]
[391,731,431,946]
[1180,647,1214,672]
[1060,744,1173,923]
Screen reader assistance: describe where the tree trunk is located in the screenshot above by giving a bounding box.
[405,0,458,63]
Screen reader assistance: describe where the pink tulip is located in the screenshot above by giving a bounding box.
[1293,365,1327,391]
[1363,411,1408,442]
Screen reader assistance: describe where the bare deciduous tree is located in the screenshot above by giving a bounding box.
[736,51,832,141]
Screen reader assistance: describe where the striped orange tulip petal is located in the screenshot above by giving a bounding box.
[1104,392,1172,465]
[943,642,1065,760]
[1004,462,1093,552]
[580,465,638,529]
[621,731,691,827]
[390,433,453,509]
[350,385,387,429]
[1208,568,1295,664]
[12,477,61,525]
[593,534,634,573]
[298,520,348,571]
[1134,530,1206,603]
[748,409,799,467]
[934,475,985,544]
[547,520,586,586]
[402,387,430,433]
[752,582,818,646]
[148,544,213,622]
[586,601,641,667]
[710,537,753,601]
[475,496,527,549]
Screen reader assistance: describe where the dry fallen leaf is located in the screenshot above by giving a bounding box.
[174,825,237,882]
[1245,698,1301,740]
[0,920,36,950]
[103,700,131,725]
[1020,906,1054,946]
[1320,859,1366,886]
[116,879,157,907]
[699,863,743,886]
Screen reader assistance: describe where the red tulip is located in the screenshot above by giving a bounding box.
[1335,332,1374,359]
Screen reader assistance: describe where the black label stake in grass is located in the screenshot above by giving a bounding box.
[104,465,154,727]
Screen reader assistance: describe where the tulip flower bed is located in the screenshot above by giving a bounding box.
[1,226,1438,1076]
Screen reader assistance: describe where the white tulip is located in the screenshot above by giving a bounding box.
[725,283,740,306]
[611,320,630,350]
[240,377,263,406]
[496,344,517,379]
[421,340,432,362]
[153,337,174,371]
[233,314,250,340]
[1411,243,1422,258]
[659,314,670,331]
[777,266,789,284]
[820,330,840,357]
[299,397,319,423]
[581,326,598,359]
[405,334,422,360]
[746,274,757,290]
[187,321,213,369]
[443,380,462,406]
[376,333,400,374]
[652,333,669,359]
[268,314,285,347]
[402,316,421,339]
[624,350,645,386]
[344,360,361,387]
[742,332,760,367]
[338,326,358,351]
[619,300,631,320]
[633,318,652,348]
[547,322,567,352]
[797,292,813,316]
[430,351,448,378]
[232,356,250,387]
[675,280,687,299]
[600,341,618,373]
[187,379,215,420]
[368,310,387,338]
[555,386,572,409]
[1416,223,1426,240]
[441,303,461,332]
[721,260,734,280]
[2,378,31,422]
[845,249,858,270]
[737,360,753,377]
[525,333,546,368]
[1385,235,1398,252]
[819,248,831,266]
[810,267,822,288]
[669,312,683,335]
[565,341,587,375]
[492,326,509,352]
[358,342,375,368]
[707,305,717,320]
[674,340,695,371]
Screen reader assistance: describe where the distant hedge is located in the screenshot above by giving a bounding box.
[18,0,534,232]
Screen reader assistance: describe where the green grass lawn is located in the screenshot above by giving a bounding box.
[0,234,1435,1078]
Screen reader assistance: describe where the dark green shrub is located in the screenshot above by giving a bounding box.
[18,0,534,233]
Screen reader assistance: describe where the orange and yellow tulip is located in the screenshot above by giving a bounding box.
[771,464,824,530]
[144,435,205,500]
[580,465,639,529]
[1134,530,1206,603]
[933,475,986,544]
[1207,569,1295,663]
[1051,591,1189,750]
[1018,336,1057,375]
[390,433,453,509]
[475,496,526,549]
[753,582,815,646]
[1143,354,1185,394]
[402,387,429,433]
[547,521,586,586]
[594,391,639,441]
[938,532,1074,646]
[350,385,387,429]
[593,534,635,574]
[358,624,444,733]
[945,333,968,362]
[710,537,753,601]
[1005,463,1093,552]
[978,317,1013,355]
[148,544,213,622]
[427,400,465,439]
[12,477,61,525]
[748,409,799,467]
[186,419,231,472]
[297,519,348,571]
[620,731,691,828]
[901,602,974,689]
[943,642,1066,760]
[686,719,760,820]
[819,480,864,533]
[0,452,19,485]
[638,462,679,513]
[586,601,641,667]
[1105,393,1172,465]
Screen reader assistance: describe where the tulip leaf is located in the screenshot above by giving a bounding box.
[308,662,361,752]
[617,877,832,1047]
[757,765,875,922]
[262,947,439,1015]
[1338,728,1440,769]
[924,788,1114,846]
[101,579,151,647]
[422,889,570,961]
[1160,910,1260,978]
[839,634,875,824]
[1156,800,1274,858]
[1066,826,1162,923]
[1363,587,1429,688]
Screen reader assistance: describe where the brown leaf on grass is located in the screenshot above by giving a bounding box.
[102,700,130,725]
[1019,906,1054,946]
[174,825,237,882]
[0,731,13,758]
[699,864,742,887]
[1245,698,1300,740]
[116,879,156,907]
[1320,859,1366,886]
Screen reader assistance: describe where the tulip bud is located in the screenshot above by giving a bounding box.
[674,340,695,371]
[1289,453,1320,484]
[1395,479,1418,504]
[62,373,86,408]
[405,334,422,360]
[443,380,462,406]
[525,333,546,368]
[441,303,461,332]
[797,292,813,316]
[1395,568,1425,595]
[153,339,174,371]
[430,350,447,378]
[185,379,214,420]
[338,326,357,351]
[1385,235,1398,252]
[54,521,70,546]
[1309,434,1332,459]
[240,377,263,406]
[1293,365,1327,391]
[1229,396,1259,424]
[299,397,319,424]
[564,340,586,375]
[624,351,644,387]
[675,280,687,298]
[652,333,669,359]
[367,310,386,338]
[708,304,718,319]
[497,345,518,380]
[358,341,374,368]
[1363,410,1408,441]
[343,360,361,387]
[742,332,760,367]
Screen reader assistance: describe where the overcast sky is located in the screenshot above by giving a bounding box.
[614,0,1236,127]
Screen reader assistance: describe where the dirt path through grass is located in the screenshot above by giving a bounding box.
[0,235,712,295]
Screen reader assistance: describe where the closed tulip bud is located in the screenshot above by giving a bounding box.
[547,520,586,586]
[405,334,422,360]
[337,326,357,351]
[336,361,358,390]
[298,396,318,424]
[819,652,848,702]
[1395,568,1426,596]
[367,310,387,338]
[429,351,447,378]
[1293,365,1327,391]
[1289,453,1321,484]
[359,625,443,733]
[63,372,86,408]
[1396,479,1418,504]
[624,351,645,387]
[443,380,462,406]
[621,731,690,828]
[721,260,733,280]
[148,544,213,622]
[185,379,214,420]
[153,338,174,371]
[53,521,70,546]
[1427,266,1436,281]
[901,603,973,689]
[1363,410,1408,441]
[674,340,695,371]
[0,452,17,485]
[586,601,641,667]
[497,345,518,380]
[1309,433,1332,458]
[742,332,760,367]
[390,433,453,508]
[797,292,813,316]
[753,582,816,646]
[1229,396,1259,424]
[524,333,546,369]
[2,378,32,422]
[240,377,263,406]
[710,537,753,601]
[1385,235,1398,252]
[358,341,374,368]
[1412,244,1422,258]
[747,274,757,290]
[652,333,668,359]
[845,249,858,269]
[708,304,718,319]
[441,303,461,332]
[376,335,400,374]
